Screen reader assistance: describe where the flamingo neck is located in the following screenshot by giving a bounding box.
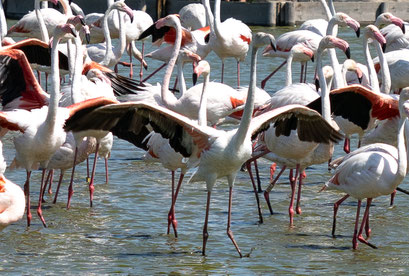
[285,53,293,86]
[326,19,343,89]
[375,42,391,93]
[59,0,73,16]
[71,31,84,104]
[213,0,223,40]
[177,61,187,96]
[102,6,114,66]
[35,0,50,43]
[235,45,257,146]
[328,0,336,16]
[319,0,332,21]
[46,34,62,127]
[317,48,331,123]
[112,10,127,65]
[201,0,215,32]
[198,73,210,126]
[363,37,381,94]
[161,18,182,108]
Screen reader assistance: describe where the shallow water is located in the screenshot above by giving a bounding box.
[2,22,409,274]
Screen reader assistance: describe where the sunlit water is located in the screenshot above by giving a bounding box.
[2,21,409,274]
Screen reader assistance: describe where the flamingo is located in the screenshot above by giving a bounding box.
[201,0,252,86]
[0,24,77,227]
[321,87,409,250]
[0,141,25,230]
[375,12,407,52]
[86,1,134,69]
[63,29,343,257]
[7,0,69,43]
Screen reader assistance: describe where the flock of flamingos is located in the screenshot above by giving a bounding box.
[0,0,409,257]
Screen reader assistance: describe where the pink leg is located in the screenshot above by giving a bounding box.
[105,157,109,184]
[139,42,145,83]
[352,200,362,250]
[128,43,133,79]
[253,159,262,193]
[246,162,263,224]
[261,61,287,89]
[37,169,47,227]
[167,171,175,235]
[24,171,32,227]
[221,61,225,83]
[168,172,185,237]
[67,147,78,209]
[202,190,211,256]
[332,194,350,237]
[47,169,54,195]
[53,170,65,204]
[142,63,166,83]
[295,169,304,215]
[357,198,377,249]
[288,165,300,227]
[227,186,243,258]
[264,165,286,215]
[237,60,240,87]
[390,189,396,206]
[89,143,100,207]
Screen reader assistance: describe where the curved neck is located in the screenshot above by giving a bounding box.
[161,19,182,108]
[285,54,293,86]
[328,0,336,16]
[317,48,331,122]
[375,42,391,93]
[35,0,50,43]
[235,44,257,147]
[213,0,223,39]
[363,37,381,94]
[198,73,210,126]
[319,0,332,21]
[326,19,343,88]
[201,0,215,31]
[102,8,126,67]
[59,0,72,16]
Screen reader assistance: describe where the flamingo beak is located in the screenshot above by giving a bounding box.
[391,16,405,34]
[270,41,276,52]
[79,17,86,26]
[193,73,198,85]
[355,28,360,38]
[382,42,386,53]
[345,47,351,59]
[315,78,320,92]
[85,32,91,44]
[311,55,314,62]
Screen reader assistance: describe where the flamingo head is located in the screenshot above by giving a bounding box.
[315,65,334,91]
[81,25,91,44]
[319,35,351,59]
[66,15,86,30]
[193,60,210,85]
[343,59,363,84]
[364,25,387,52]
[113,0,134,23]
[49,23,77,48]
[253,32,276,52]
[375,12,405,34]
[156,14,180,29]
[333,13,361,38]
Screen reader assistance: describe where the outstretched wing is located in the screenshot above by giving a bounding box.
[250,104,344,143]
[65,101,215,157]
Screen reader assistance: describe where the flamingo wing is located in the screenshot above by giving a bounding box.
[64,101,215,157]
[307,84,399,130]
[0,49,48,110]
[250,104,344,143]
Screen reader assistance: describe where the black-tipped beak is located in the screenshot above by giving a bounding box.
[355,28,360,38]
[358,76,363,84]
[193,73,198,85]
[270,42,276,52]
[85,33,91,44]
[402,24,406,34]
[80,17,86,26]
[345,47,351,59]
[144,64,148,70]
[382,43,386,53]
[315,78,320,92]
[311,55,314,62]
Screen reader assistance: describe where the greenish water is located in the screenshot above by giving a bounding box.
[1,23,409,274]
